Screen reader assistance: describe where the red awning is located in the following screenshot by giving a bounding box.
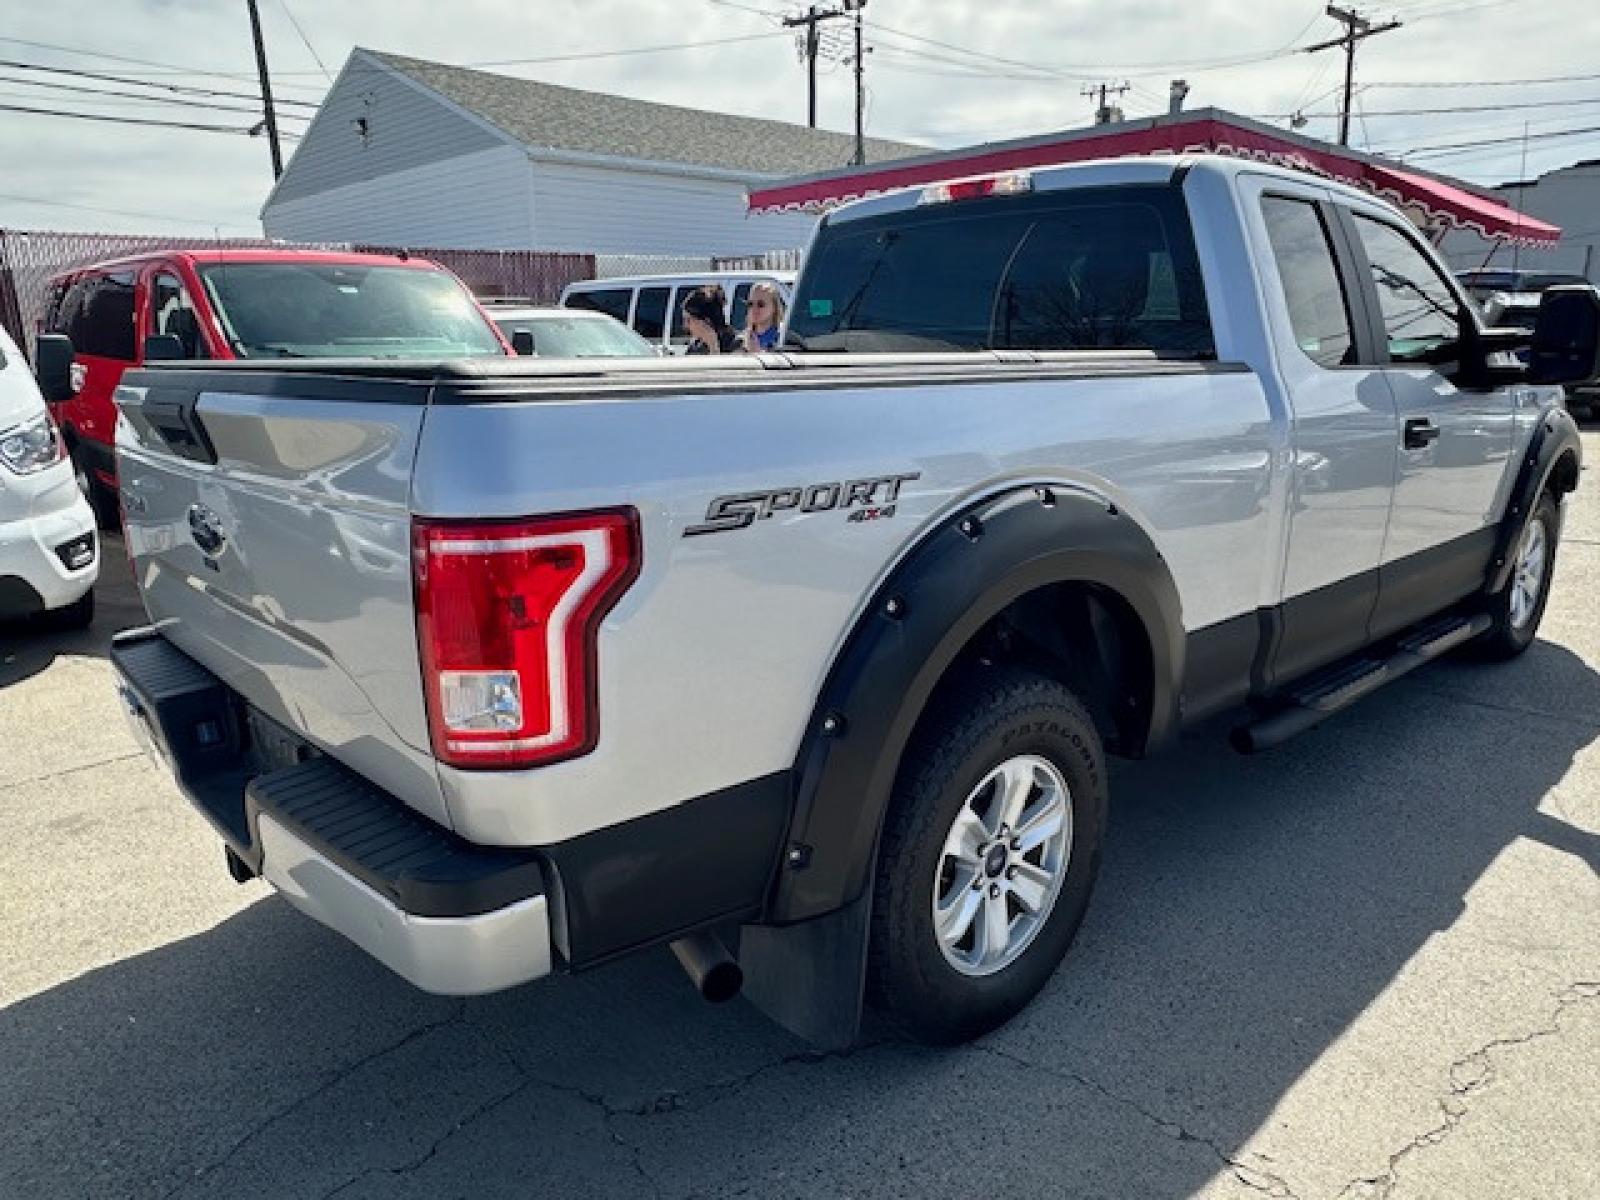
[748,111,1561,247]
[1361,162,1560,245]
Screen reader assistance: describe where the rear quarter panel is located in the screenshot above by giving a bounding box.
[414,367,1277,845]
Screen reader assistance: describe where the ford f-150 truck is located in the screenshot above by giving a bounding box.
[108,156,1593,1047]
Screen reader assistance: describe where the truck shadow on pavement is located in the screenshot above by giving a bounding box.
[0,532,142,690]
[3,642,1598,1198]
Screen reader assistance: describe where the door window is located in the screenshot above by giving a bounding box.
[567,288,632,324]
[150,273,206,358]
[1260,196,1357,368]
[1352,215,1461,364]
[670,283,714,345]
[71,272,137,360]
[632,287,668,339]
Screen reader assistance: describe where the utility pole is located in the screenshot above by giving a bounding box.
[1082,81,1130,125]
[847,0,868,164]
[783,4,848,128]
[245,0,283,178]
[1303,5,1402,147]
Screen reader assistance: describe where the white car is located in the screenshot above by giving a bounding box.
[560,271,795,353]
[0,326,98,629]
[483,305,658,358]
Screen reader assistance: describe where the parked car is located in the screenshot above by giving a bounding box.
[1457,268,1600,416]
[482,304,658,357]
[110,156,1589,1050]
[40,249,511,523]
[561,271,794,353]
[0,326,97,629]
[1456,267,1590,308]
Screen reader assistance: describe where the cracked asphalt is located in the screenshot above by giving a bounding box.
[3,428,1598,1199]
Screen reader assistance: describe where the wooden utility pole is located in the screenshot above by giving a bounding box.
[245,0,283,178]
[1304,5,1402,146]
[783,4,848,128]
[848,0,869,164]
[1082,81,1130,125]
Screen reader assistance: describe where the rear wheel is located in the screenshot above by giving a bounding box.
[867,666,1107,1044]
[1476,491,1558,660]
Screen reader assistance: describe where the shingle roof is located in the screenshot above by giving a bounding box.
[366,49,925,179]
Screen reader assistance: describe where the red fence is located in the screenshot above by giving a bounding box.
[0,229,595,359]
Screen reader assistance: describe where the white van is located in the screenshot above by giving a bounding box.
[560,271,795,354]
[0,327,98,629]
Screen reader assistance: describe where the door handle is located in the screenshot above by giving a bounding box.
[1403,418,1440,450]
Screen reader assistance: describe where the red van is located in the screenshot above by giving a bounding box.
[41,249,512,522]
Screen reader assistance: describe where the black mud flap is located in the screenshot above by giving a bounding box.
[738,885,872,1052]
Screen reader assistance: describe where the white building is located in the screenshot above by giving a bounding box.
[1438,158,1600,282]
[260,48,922,256]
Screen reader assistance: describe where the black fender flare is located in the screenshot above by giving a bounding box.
[770,483,1185,925]
[1485,405,1583,596]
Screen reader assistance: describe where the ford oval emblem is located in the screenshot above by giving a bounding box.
[188,504,227,557]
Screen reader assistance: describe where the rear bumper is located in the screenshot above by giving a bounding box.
[110,628,552,995]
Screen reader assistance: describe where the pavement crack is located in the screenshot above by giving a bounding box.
[976,1044,1300,1198]
[0,750,148,793]
[160,1007,465,1200]
[1336,982,1600,1200]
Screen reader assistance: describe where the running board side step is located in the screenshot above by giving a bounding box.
[1231,612,1491,754]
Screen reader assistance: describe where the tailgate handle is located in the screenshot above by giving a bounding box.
[144,394,218,465]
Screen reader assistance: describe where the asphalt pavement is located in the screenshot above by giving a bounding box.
[2,432,1596,1199]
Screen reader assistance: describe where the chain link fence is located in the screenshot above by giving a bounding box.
[0,229,595,360]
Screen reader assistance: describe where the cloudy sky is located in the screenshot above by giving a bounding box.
[0,0,1595,236]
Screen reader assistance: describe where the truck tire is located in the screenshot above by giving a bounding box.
[867,665,1107,1044]
[1476,490,1559,660]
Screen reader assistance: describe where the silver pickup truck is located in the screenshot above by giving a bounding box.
[109,156,1592,1048]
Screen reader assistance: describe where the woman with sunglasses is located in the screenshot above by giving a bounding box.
[741,282,786,352]
[681,285,742,355]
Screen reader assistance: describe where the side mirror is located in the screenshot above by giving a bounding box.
[34,333,75,403]
[143,333,186,362]
[1528,285,1600,385]
[510,329,535,356]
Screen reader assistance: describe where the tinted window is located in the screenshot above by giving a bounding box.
[632,287,668,339]
[71,272,136,360]
[1353,216,1461,364]
[1260,197,1356,369]
[567,288,632,323]
[150,273,206,358]
[789,186,1213,357]
[198,264,503,359]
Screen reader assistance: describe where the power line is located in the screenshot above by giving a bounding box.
[1364,70,1600,89]
[1403,122,1600,160]
[1269,94,1600,119]
[0,100,259,134]
[276,0,334,84]
[468,31,790,68]
[0,57,321,108]
[0,190,257,229]
[0,36,325,92]
[0,72,310,118]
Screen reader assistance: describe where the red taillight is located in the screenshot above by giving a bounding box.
[412,509,640,770]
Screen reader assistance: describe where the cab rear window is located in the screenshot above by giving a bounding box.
[789,185,1214,358]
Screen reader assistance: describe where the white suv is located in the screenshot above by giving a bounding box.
[0,327,98,629]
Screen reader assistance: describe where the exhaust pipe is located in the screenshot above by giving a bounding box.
[670,932,743,1003]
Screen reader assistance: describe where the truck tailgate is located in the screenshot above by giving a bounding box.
[115,371,450,827]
